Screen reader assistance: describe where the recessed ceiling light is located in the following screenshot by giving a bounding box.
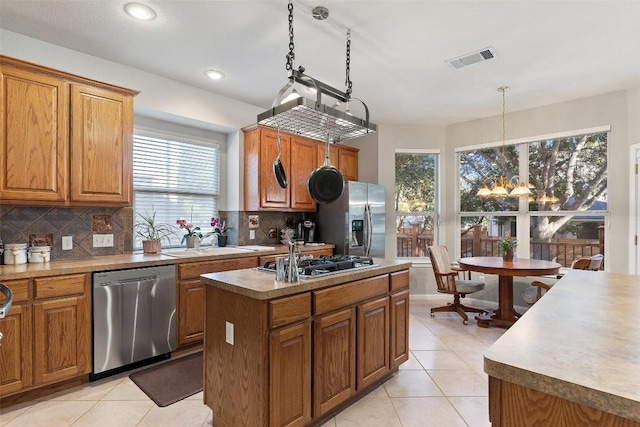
[124,3,156,21]
[204,70,225,80]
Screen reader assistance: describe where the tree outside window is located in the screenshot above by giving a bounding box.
[395,151,438,258]
[458,130,607,267]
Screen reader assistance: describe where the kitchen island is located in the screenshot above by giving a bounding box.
[200,259,412,427]
[484,270,640,427]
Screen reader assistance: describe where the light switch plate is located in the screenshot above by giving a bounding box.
[225,321,234,345]
[93,234,114,248]
[249,230,256,240]
[62,236,73,250]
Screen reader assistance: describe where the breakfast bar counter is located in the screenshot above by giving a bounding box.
[484,270,640,426]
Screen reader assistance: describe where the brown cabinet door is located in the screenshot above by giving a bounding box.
[338,146,359,182]
[313,307,356,417]
[390,290,410,370]
[357,296,389,389]
[0,303,33,395]
[0,64,68,202]
[178,280,205,346]
[260,128,290,209]
[32,294,90,385]
[316,142,339,171]
[270,321,312,427]
[69,84,133,205]
[290,137,317,211]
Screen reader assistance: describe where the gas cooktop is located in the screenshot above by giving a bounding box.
[258,254,378,279]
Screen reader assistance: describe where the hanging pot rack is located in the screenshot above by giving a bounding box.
[257,1,376,143]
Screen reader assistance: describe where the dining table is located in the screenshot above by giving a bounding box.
[457,256,561,328]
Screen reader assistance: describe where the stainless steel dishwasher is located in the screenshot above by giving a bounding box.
[92,264,176,379]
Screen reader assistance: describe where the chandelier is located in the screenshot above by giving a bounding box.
[476,86,532,198]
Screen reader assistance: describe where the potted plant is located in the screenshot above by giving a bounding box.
[176,207,207,248]
[134,210,176,254]
[210,217,231,247]
[498,232,517,262]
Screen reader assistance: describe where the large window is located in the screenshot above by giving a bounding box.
[458,128,608,267]
[133,129,220,249]
[395,150,439,259]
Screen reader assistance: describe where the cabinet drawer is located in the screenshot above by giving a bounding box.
[390,270,410,292]
[313,275,389,315]
[1,279,30,303]
[34,274,87,299]
[178,257,258,280]
[270,293,311,329]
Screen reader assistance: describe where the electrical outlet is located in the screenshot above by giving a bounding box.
[62,236,73,250]
[249,230,256,240]
[93,234,114,248]
[225,321,234,345]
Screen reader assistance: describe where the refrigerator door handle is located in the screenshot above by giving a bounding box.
[364,203,372,257]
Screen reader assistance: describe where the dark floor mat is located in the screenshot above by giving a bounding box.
[129,352,202,407]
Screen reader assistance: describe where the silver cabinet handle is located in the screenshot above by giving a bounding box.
[0,283,13,319]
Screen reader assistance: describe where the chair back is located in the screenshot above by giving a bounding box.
[570,257,592,270]
[428,246,456,293]
[588,254,603,270]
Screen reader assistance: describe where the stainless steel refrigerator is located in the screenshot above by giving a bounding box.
[317,181,386,258]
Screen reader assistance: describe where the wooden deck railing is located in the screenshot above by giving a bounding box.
[397,224,604,269]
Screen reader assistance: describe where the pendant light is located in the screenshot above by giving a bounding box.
[477,86,532,198]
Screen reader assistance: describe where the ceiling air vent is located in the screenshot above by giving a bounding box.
[447,47,498,70]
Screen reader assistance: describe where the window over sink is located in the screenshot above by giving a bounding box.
[132,127,220,249]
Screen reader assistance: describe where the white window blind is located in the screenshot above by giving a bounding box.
[133,132,220,248]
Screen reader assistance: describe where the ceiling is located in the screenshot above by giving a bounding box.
[2,0,640,126]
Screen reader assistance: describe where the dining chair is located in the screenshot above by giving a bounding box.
[428,245,486,324]
[521,254,604,304]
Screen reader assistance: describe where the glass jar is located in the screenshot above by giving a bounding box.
[28,245,51,263]
[4,243,28,265]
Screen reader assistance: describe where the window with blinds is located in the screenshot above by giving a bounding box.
[133,130,220,249]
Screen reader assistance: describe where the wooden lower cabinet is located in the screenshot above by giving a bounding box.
[0,273,91,398]
[203,268,410,426]
[356,297,389,390]
[177,279,205,346]
[176,257,259,347]
[33,294,90,385]
[0,303,32,395]
[390,290,410,370]
[270,321,312,427]
[313,308,357,417]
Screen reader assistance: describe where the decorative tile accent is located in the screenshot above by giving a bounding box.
[28,233,54,250]
[249,215,259,228]
[92,215,113,232]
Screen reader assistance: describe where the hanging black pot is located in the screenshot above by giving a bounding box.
[307,134,344,204]
[273,128,287,189]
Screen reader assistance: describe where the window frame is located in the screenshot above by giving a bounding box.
[455,125,610,264]
[132,126,221,250]
[395,148,440,262]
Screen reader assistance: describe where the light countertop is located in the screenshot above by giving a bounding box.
[484,269,640,422]
[200,258,413,300]
[0,244,334,280]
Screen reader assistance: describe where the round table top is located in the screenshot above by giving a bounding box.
[457,257,561,277]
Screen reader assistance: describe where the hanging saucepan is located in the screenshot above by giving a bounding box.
[273,127,287,189]
[307,133,344,204]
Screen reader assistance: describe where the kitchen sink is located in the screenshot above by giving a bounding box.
[163,246,275,258]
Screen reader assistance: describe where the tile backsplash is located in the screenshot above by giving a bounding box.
[0,205,132,261]
[0,205,315,262]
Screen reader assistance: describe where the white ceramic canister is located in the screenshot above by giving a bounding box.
[28,245,51,263]
[4,243,28,265]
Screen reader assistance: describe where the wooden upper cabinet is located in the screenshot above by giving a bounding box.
[0,55,137,207]
[290,136,318,211]
[338,146,359,182]
[70,84,133,204]
[244,126,318,212]
[0,63,69,202]
[316,143,359,182]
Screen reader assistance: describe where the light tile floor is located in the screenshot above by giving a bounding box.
[0,297,507,427]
